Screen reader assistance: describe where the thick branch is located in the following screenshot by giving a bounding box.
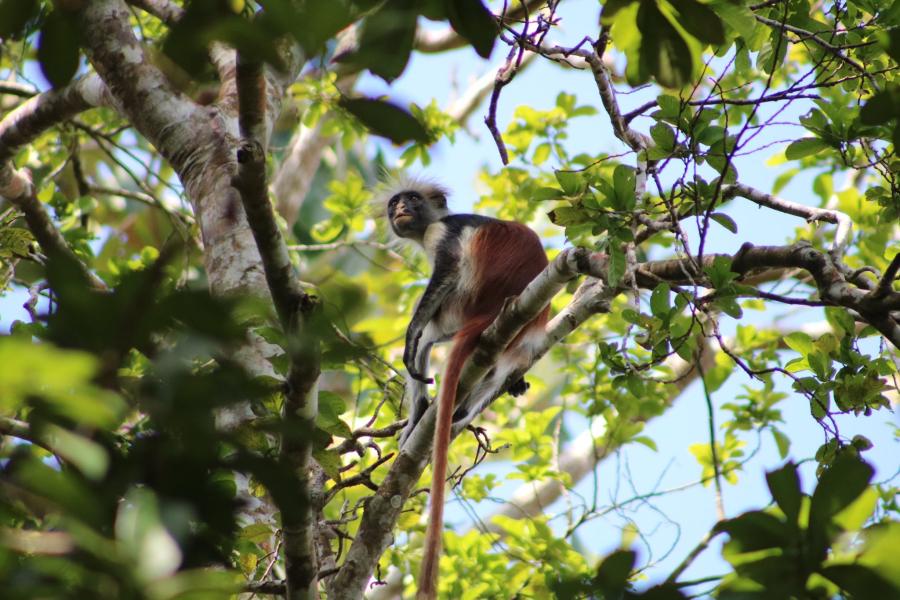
[0,75,113,200]
[78,0,206,174]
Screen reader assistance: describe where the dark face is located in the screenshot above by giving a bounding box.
[387,191,430,238]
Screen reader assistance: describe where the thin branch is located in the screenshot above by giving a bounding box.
[754,14,878,90]
[0,81,37,98]
[874,253,900,298]
[721,183,853,258]
[665,530,723,585]
[232,50,319,600]
[0,416,53,452]
[696,348,726,521]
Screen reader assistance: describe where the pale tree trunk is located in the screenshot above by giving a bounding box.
[76,0,313,586]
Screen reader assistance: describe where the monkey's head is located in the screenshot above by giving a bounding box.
[385,183,449,240]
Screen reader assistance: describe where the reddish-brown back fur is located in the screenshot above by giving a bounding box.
[418,221,549,599]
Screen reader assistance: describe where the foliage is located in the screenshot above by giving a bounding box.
[0,0,898,599]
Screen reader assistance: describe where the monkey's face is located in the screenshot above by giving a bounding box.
[388,191,428,238]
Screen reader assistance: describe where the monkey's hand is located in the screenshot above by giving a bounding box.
[407,369,433,384]
[403,333,434,384]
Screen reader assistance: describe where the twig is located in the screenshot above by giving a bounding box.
[665,530,722,585]
[874,253,900,298]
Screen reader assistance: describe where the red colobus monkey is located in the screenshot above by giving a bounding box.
[386,181,549,599]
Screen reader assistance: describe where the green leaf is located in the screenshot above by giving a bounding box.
[710,212,738,234]
[41,424,110,481]
[756,29,787,74]
[715,510,788,552]
[612,164,636,209]
[338,0,417,81]
[636,0,694,88]
[240,523,274,545]
[0,226,35,258]
[532,186,564,201]
[289,1,356,55]
[650,283,671,317]
[809,456,873,526]
[860,84,900,126]
[807,456,873,559]
[445,0,497,58]
[338,97,429,144]
[38,11,81,88]
[650,121,676,150]
[633,436,658,452]
[607,244,626,287]
[592,550,635,596]
[667,0,725,45]
[533,142,552,165]
[833,487,878,531]
[765,462,802,524]
[602,0,639,21]
[783,332,814,356]
[313,448,343,479]
[785,137,830,160]
[824,307,856,338]
[821,565,900,599]
[317,390,352,438]
[770,428,790,459]
[555,170,586,196]
[708,0,756,41]
[0,338,125,428]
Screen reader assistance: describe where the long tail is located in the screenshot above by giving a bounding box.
[417,322,484,600]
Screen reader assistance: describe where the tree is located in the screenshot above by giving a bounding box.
[0,0,897,599]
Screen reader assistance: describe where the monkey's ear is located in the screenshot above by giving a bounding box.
[428,185,449,209]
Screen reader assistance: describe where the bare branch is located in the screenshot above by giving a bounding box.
[722,183,853,258]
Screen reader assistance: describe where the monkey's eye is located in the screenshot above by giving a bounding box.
[388,195,400,209]
[406,192,421,203]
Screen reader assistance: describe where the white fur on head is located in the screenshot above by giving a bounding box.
[373,175,451,220]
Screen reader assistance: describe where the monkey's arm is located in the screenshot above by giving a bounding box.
[404,251,456,383]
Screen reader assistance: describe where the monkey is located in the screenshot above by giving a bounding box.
[385,180,549,599]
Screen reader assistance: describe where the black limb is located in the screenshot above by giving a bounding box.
[507,377,530,397]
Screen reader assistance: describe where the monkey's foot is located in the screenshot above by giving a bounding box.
[507,377,530,397]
